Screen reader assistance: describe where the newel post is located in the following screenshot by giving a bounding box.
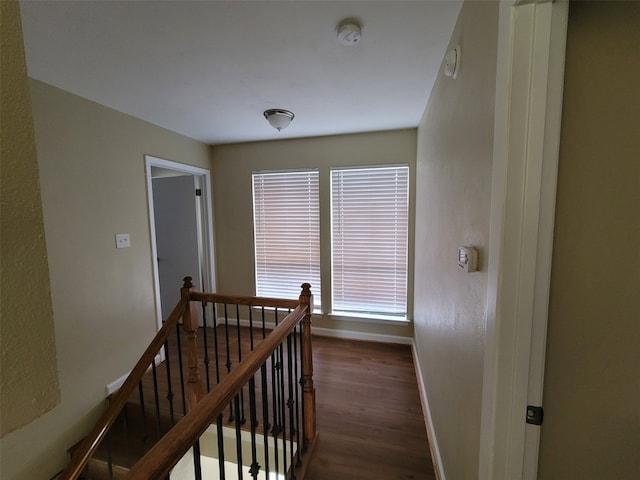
[299,282,316,446]
[181,276,205,411]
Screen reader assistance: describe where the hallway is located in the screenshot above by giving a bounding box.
[306,336,434,480]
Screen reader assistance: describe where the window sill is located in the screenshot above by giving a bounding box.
[250,306,411,326]
[325,311,411,326]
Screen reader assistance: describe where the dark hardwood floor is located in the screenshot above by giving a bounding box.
[117,326,434,479]
[305,336,435,480]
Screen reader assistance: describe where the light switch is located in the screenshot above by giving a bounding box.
[115,233,131,248]
[458,246,477,272]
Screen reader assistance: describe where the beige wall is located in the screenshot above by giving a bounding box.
[0,0,60,437]
[0,77,210,479]
[413,1,498,478]
[538,2,640,478]
[211,130,416,339]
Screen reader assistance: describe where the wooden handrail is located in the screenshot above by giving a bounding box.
[59,296,190,480]
[189,291,300,309]
[124,302,309,479]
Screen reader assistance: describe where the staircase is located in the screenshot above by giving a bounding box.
[68,398,184,479]
[59,279,317,480]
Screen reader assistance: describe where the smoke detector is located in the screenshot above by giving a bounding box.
[336,18,362,46]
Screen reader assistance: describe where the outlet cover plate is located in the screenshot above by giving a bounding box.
[115,233,131,248]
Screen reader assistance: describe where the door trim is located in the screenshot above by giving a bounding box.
[145,155,217,330]
[479,1,568,478]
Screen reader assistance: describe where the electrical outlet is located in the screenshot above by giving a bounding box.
[115,233,131,248]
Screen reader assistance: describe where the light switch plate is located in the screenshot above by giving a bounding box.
[115,233,131,248]
[458,246,477,272]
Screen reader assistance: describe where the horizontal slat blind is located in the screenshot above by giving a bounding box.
[252,170,320,305]
[331,166,409,316]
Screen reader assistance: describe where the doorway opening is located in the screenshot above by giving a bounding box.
[145,155,216,329]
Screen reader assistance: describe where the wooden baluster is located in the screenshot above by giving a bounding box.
[182,276,205,412]
[299,283,316,447]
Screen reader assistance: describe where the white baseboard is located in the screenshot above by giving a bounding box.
[105,352,164,397]
[105,372,129,397]
[215,317,412,345]
[311,326,412,345]
[411,340,446,480]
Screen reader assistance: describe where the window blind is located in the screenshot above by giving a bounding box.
[331,166,409,317]
[252,170,321,304]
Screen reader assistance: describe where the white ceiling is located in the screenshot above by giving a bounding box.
[19,0,462,145]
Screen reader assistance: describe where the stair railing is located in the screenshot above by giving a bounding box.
[60,278,316,480]
[126,282,315,479]
[59,290,191,480]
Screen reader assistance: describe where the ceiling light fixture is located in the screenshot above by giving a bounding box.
[263,109,295,131]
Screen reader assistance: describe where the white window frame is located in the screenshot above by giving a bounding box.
[251,164,412,323]
[252,169,321,306]
[330,165,410,320]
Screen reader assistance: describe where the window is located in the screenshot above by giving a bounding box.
[331,166,409,317]
[252,170,321,304]
[252,165,410,321]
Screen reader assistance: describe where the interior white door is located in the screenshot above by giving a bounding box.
[479,1,568,479]
[152,175,201,320]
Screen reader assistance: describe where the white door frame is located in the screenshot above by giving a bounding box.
[479,1,568,479]
[145,155,217,330]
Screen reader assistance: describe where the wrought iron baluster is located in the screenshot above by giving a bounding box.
[236,304,246,425]
[234,395,244,480]
[201,301,211,392]
[212,303,221,384]
[293,323,302,468]
[175,323,187,415]
[192,439,203,480]
[258,305,271,475]
[260,362,271,478]
[249,306,255,351]
[235,304,242,363]
[270,344,280,476]
[299,322,307,453]
[223,303,232,372]
[278,339,288,474]
[151,359,162,441]
[123,402,132,467]
[223,303,233,422]
[163,341,176,426]
[287,331,296,476]
[248,375,260,479]
[274,308,281,430]
[271,308,281,474]
[216,413,226,480]
[106,425,113,480]
[137,382,149,451]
